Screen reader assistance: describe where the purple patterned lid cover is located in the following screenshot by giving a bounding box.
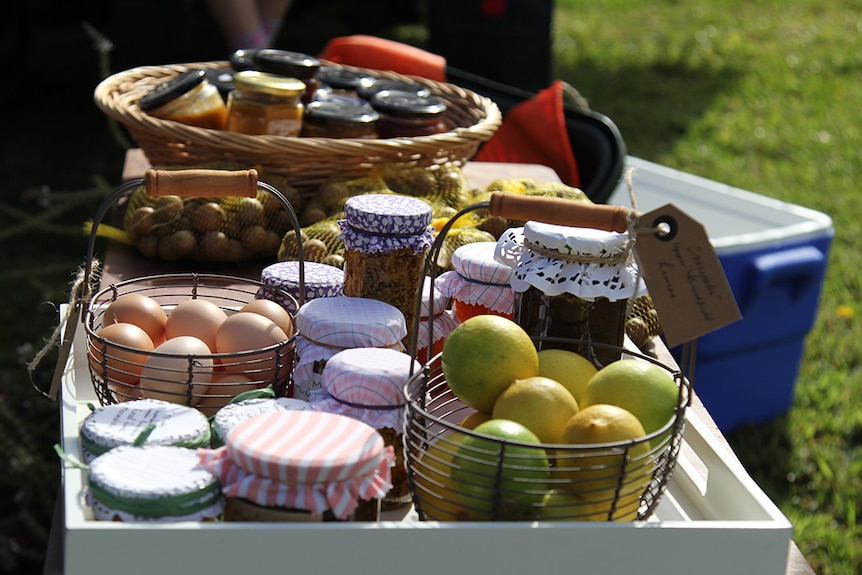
[260,261,345,300]
[338,194,434,253]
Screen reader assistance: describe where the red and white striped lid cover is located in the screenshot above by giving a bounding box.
[198,410,394,519]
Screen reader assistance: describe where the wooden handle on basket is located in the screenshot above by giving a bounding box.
[145,168,259,198]
[488,191,631,232]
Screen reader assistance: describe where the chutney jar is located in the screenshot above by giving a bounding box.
[309,347,421,509]
[495,222,646,367]
[338,194,434,333]
[436,241,515,322]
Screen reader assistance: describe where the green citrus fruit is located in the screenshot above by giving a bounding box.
[451,419,550,520]
[442,315,539,412]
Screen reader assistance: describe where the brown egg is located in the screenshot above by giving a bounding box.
[140,336,214,405]
[88,322,155,388]
[238,299,295,337]
[215,312,291,382]
[195,373,264,416]
[165,298,227,352]
[102,293,167,346]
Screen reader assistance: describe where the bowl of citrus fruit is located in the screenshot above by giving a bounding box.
[404,314,691,522]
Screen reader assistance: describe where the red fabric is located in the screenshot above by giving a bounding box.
[475,80,580,187]
[318,35,447,81]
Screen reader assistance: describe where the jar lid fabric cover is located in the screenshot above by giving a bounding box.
[339,194,434,253]
[437,242,515,313]
[417,276,461,348]
[211,397,312,448]
[80,398,211,461]
[295,296,407,346]
[200,410,394,519]
[309,347,418,429]
[257,260,344,309]
[495,222,646,300]
[87,445,224,522]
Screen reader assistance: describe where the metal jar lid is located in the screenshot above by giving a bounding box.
[356,78,431,100]
[304,95,379,125]
[232,70,306,98]
[138,69,207,111]
[369,90,447,118]
[317,66,374,91]
[253,49,321,80]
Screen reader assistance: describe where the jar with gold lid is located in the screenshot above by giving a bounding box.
[300,95,379,139]
[139,69,228,130]
[226,71,305,136]
[495,222,645,367]
[253,49,321,103]
[368,90,448,138]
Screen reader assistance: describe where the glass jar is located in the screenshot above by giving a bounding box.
[416,276,461,368]
[256,260,344,313]
[309,347,420,509]
[495,222,644,367]
[437,241,515,322]
[356,77,431,101]
[317,65,374,96]
[202,410,394,522]
[292,296,407,401]
[253,49,321,103]
[369,90,448,138]
[138,69,228,130]
[338,194,434,331]
[226,71,305,136]
[300,95,379,139]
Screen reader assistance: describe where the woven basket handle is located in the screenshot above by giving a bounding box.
[488,191,631,232]
[144,168,259,198]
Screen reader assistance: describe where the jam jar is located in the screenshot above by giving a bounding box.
[292,296,407,401]
[338,194,434,331]
[356,77,431,101]
[309,347,420,509]
[226,71,305,136]
[437,241,515,322]
[138,69,228,130]
[369,90,448,138]
[495,222,645,367]
[202,410,394,522]
[300,95,379,139]
[416,276,460,368]
[253,49,321,103]
[317,65,374,96]
[256,260,345,313]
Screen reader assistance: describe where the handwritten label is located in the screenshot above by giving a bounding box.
[634,204,741,348]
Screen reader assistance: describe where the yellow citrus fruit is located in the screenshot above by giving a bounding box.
[491,376,579,444]
[412,434,480,521]
[558,404,653,503]
[451,419,550,520]
[442,315,539,412]
[580,359,679,436]
[536,487,641,522]
[459,410,493,430]
[537,348,597,404]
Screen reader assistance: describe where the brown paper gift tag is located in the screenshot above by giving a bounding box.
[634,204,742,348]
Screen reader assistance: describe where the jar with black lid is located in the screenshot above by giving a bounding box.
[356,77,430,101]
[301,95,379,139]
[317,66,374,96]
[226,71,305,136]
[253,49,321,103]
[369,90,448,138]
[138,69,228,130]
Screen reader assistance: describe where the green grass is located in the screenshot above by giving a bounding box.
[1,1,860,574]
[552,1,861,573]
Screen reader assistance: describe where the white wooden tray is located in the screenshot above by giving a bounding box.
[57,311,792,575]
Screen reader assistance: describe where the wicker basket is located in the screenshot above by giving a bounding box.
[94,61,502,197]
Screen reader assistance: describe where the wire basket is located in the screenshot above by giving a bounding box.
[81,169,306,412]
[93,61,502,199]
[403,192,692,521]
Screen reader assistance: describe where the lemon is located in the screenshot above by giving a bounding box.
[558,404,653,503]
[491,376,579,444]
[459,410,493,430]
[442,315,539,412]
[537,487,640,522]
[580,359,679,436]
[537,348,597,404]
[412,433,480,521]
[451,419,550,520]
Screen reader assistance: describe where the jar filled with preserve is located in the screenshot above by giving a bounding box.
[226,71,305,136]
[437,241,515,322]
[368,90,448,138]
[495,222,645,367]
[356,77,431,101]
[138,69,228,130]
[317,65,374,97]
[253,49,321,103]
[300,95,379,139]
[338,194,434,331]
[310,347,421,509]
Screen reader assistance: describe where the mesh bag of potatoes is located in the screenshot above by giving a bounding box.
[123,172,302,262]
